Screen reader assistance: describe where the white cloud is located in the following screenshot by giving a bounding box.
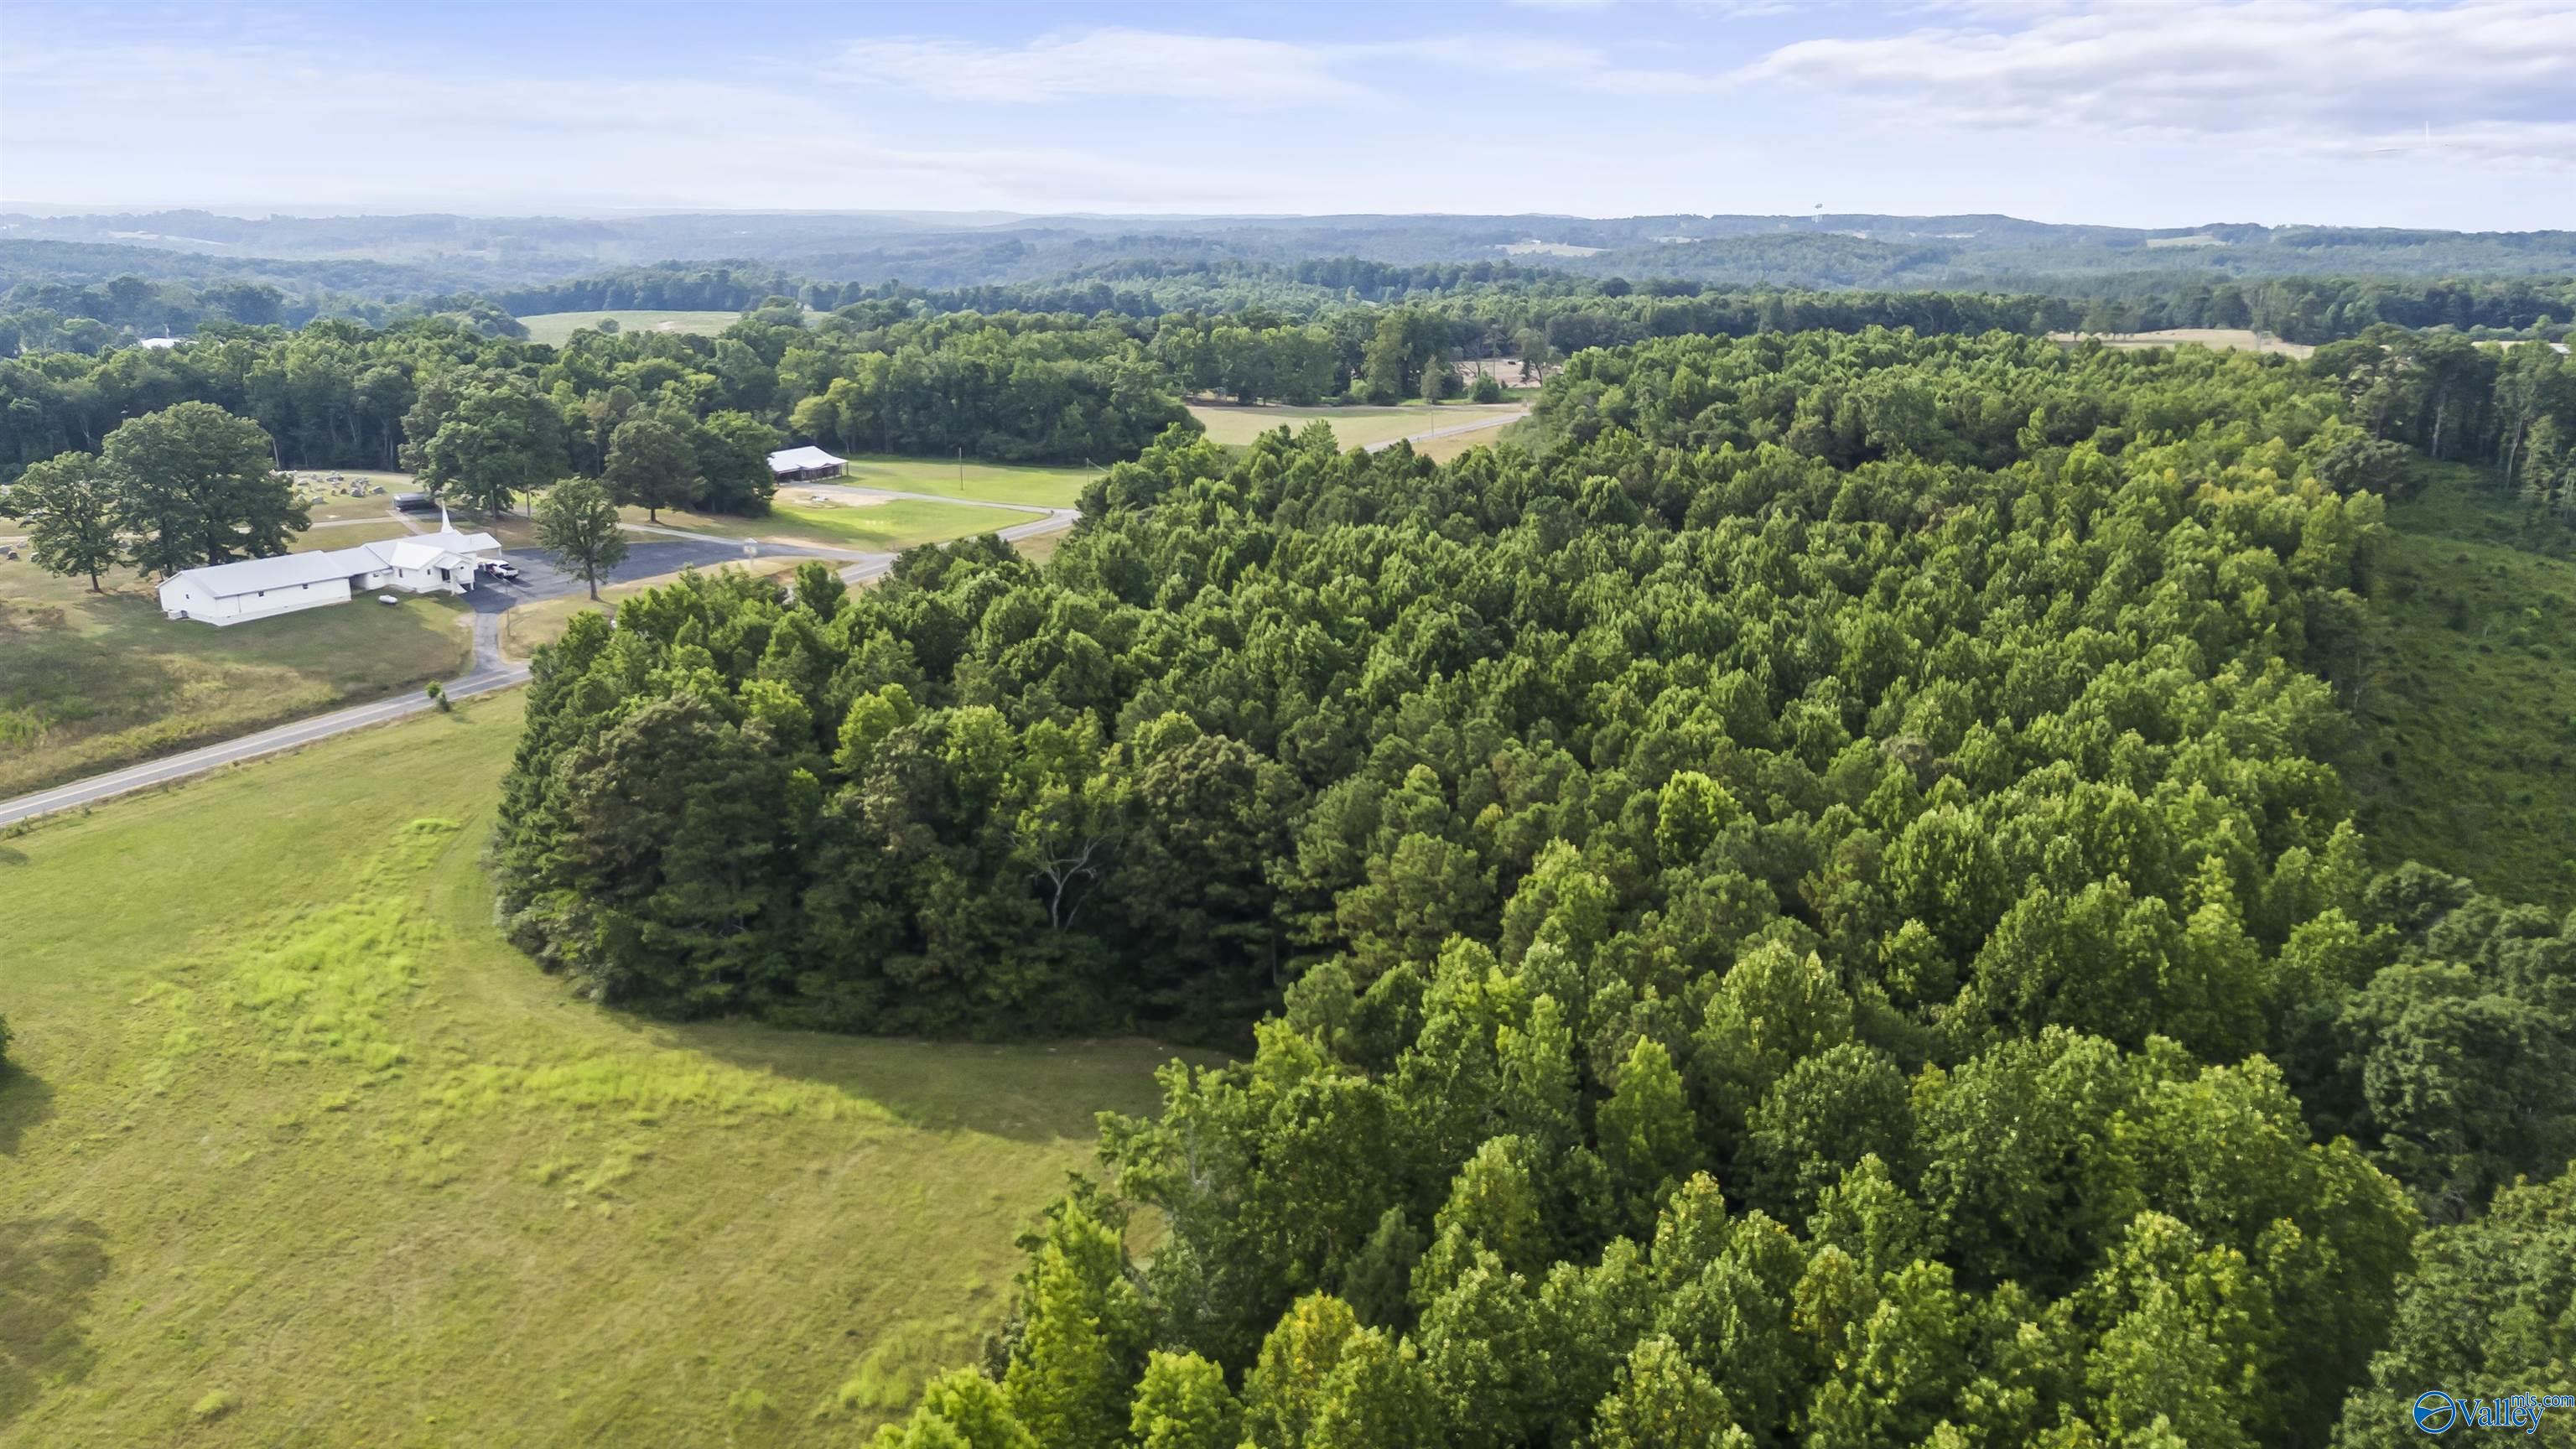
[854,29,1368,105]
[1740,0,2576,164]
[850,27,1730,106]
[0,37,1250,211]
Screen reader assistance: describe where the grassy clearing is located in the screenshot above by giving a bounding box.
[0,563,471,799]
[630,497,1029,553]
[502,558,811,661]
[1410,414,1539,465]
[0,691,1186,1445]
[2339,465,2576,908]
[1187,402,1524,450]
[825,454,1097,510]
[2047,328,2315,359]
[516,310,751,346]
[286,519,414,553]
[1010,526,1072,568]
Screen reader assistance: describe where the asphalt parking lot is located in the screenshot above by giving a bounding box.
[463,538,776,613]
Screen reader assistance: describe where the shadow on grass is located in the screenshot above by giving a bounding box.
[0,1065,54,1156]
[0,1215,110,1427]
[656,1018,1199,1145]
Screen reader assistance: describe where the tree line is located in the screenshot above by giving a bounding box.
[486,330,2572,1444]
[0,401,305,589]
[0,304,1202,544]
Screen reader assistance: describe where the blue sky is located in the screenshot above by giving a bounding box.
[2,0,2568,228]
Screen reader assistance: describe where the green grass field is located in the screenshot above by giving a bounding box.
[0,564,472,799]
[516,310,753,346]
[2339,465,2576,908]
[627,497,1030,553]
[286,519,414,553]
[0,692,1184,1445]
[1186,402,1524,450]
[1412,415,1540,464]
[824,454,1097,510]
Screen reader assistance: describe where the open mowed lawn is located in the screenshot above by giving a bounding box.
[515,310,751,346]
[2336,466,2576,908]
[1411,416,1537,464]
[825,455,1097,510]
[2046,328,2316,359]
[625,497,1029,553]
[1009,525,1072,568]
[0,565,472,799]
[1187,402,1523,450]
[286,519,415,553]
[0,692,1184,1446]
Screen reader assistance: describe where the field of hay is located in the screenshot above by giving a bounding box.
[0,559,470,800]
[516,310,754,345]
[1187,402,1524,450]
[2049,327,2315,359]
[0,692,1184,1445]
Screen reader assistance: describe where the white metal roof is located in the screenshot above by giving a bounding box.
[169,527,502,599]
[766,445,844,473]
[169,550,353,596]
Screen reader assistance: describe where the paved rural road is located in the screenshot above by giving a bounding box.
[0,626,527,828]
[0,434,1463,828]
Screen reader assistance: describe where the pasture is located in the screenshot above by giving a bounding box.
[0,561,470,800]
[516,310,755,346]
[2048,327,2315,359]
[829,454,1098,510]
[286,519,413,553]
[0,692,1185,1445]
[1186,402,1524,451]
[626,497,1031,553]
[2339,465,2576,908]
[1411,414,1538,464]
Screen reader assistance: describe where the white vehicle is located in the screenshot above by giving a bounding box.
[377,594,399,605]
[481,560,522,581]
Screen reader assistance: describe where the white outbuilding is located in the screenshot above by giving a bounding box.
[158,522,503,626]
[766,444,846,483]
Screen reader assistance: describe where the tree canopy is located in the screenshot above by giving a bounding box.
[485,328,2576,1446]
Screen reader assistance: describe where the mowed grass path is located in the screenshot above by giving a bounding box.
[1187,402,1524,450]
[0,564,472,799]
[2339,466,2576,908]
[0,693,1185,1445]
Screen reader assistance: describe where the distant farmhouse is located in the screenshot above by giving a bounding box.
[767,445,846,484]
[159,516,502,626]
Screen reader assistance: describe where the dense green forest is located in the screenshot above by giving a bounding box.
[12,270,2573,495]
[0,302,1192,519]
[12,243,2570,363]
[485,330,2575,1446]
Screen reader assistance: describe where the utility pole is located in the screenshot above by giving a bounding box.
[958,445,963,493]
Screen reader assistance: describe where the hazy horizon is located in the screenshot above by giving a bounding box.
[1,203,2568,237]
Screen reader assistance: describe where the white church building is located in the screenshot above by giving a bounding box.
[158,517,503,626]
